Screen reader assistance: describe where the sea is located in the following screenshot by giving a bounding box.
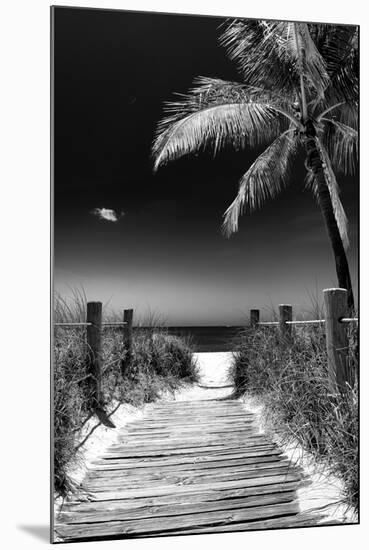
[135,326,245,352]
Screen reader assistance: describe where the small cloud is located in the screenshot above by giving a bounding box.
[90,208,124,223]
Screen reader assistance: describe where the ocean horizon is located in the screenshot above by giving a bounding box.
[133,325,245,352]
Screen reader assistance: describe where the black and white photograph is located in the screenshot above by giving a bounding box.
[51,4,359,543]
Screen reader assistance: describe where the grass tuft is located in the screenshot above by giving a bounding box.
[230,323,358,510]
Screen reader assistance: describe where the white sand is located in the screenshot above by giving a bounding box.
[241,396,357,524]
[55,401,150,514]
[56,351,357,525]
[172,352,234,401]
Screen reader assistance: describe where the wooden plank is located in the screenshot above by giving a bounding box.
[104,441,276,459]
[151,407,245,413]
[140,412,252,418]
[114,439,266,448]
[150,402,244,408]
[85,460,296,483]
[118,425,260,435]
[102,445,281,461]
[166,512,324,535]
[148,412,250,418]
[83,465,302,492]
[129,412,254,418]
[135,406,243,410]
[58,490,296,524]
[151,401,242,408]
[115,435,259,445]
[84,461,301,487]
[117,428,263,439]
[142,401,242,406]
[88,455,287,476]
[121,426,256,435]
[80,472,303,501]
[121,423,257,432]
[61,480,306,514]
[157,408,247,412]
[61,482,307,518]
[91,448,284,469]
[55,501,300,539]
[136,410,248,414]
[113,435,267,449]
[103,443,279,459]
[124,422,255,431]
[115,435,266,446]
[104,443,277,456]
[117,431,258,441]
[151,405,244,411]
[110,435,269,446]
[126,421,256,429]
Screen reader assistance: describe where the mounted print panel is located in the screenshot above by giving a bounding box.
[51,5,359,543]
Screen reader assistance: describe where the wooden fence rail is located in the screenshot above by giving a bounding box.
[53,287,357,406]
[250,288,358,392]
[53,322,127,327]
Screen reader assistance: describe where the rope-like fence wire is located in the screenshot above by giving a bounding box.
[54,322,92,327]
[54,322,127,327]
[258,318,358,326]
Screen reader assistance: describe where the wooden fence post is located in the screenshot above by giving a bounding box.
[121,308,134,376]
[323,288,349,391]
[250,309,260,327]
[86,301,102,406]
[279,304,292,338]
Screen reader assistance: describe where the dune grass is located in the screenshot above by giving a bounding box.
[230,322,358,511]
[53,292,199,498]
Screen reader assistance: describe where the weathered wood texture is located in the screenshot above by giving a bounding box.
[323,288,350,391]
[121,308,134,375]
[86,301,103,405]
[55,399,323,541]
[250,309,260,327]
[279,304,292,338]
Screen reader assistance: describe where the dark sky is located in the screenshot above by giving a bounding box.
[53,7,358,325]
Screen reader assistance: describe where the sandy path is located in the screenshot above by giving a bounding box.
[172,352,235,401]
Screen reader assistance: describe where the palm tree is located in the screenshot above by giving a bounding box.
[152,20,358,310]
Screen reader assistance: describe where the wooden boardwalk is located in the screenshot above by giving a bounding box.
[55,398,322,541]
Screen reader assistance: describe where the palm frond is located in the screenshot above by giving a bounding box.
[220,20,297,98]
[267,22,329,99]
[222,131,300,236]
[310,24,358,103]
[295,23,330,100]
[305,138,349,249]
[152,78,294,171]
[188,76,291,105]
[220,20,329,102]
[319,101,358,131]
[321,118,358,175]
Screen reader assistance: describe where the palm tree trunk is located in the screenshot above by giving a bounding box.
[304,129,354,311]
